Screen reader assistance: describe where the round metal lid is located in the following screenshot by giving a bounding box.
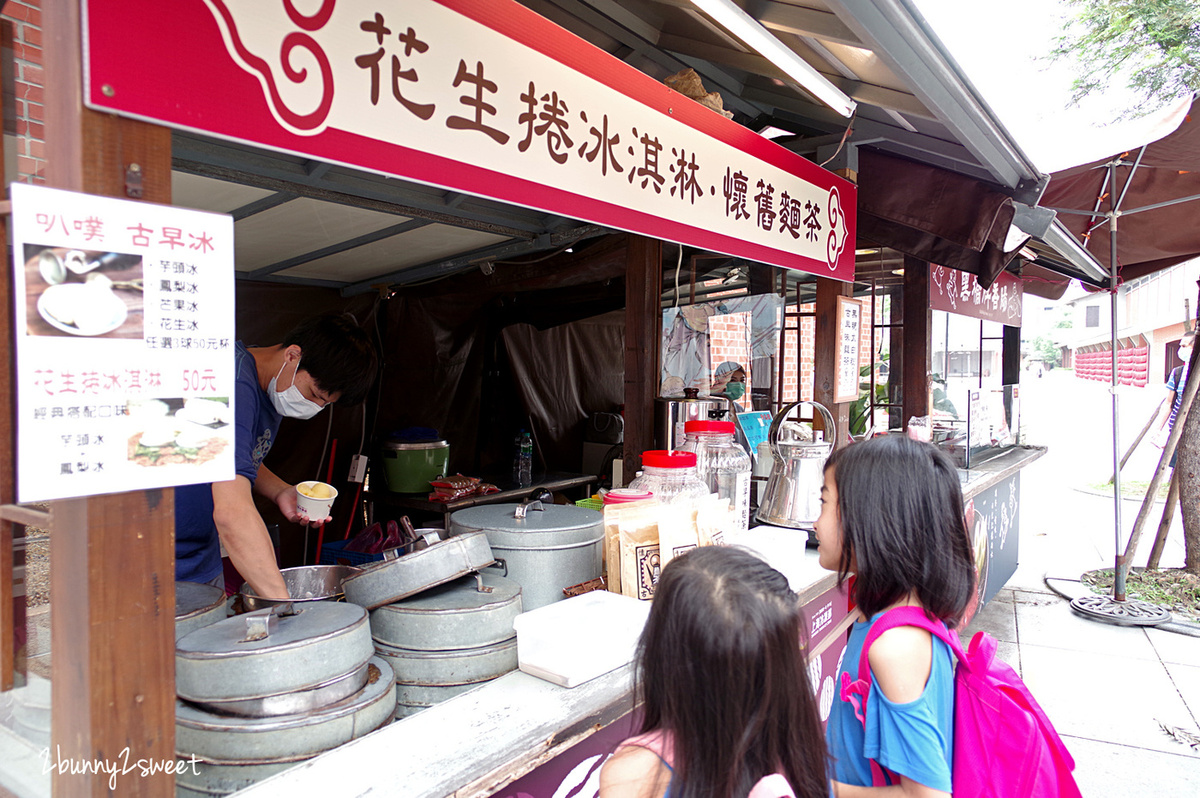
[342,530,495,610]
[449,503,602,544]
[176,581,226,622]
[377,572,520,614]
[176,602,366,658]
[382,439,448,451]
[176,657,396,763]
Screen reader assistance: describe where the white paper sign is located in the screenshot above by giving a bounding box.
[10,183,236,502]
[834,296,863,403]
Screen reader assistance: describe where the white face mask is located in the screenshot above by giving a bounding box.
[268,356,324,420]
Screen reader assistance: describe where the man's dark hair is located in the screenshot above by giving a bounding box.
[283,313,378,405]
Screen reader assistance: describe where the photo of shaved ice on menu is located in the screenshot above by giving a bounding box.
[23,243,145,338]
[126,397,232,467]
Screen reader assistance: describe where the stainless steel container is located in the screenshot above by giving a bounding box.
[392,677,487,720]
[175,758,304,797]
[342,531,495,610]
[654,396,731,451]
[176,581,227,640]
[190,661,370,719]
[240,564,362,611]
[176,603,373,705]
[375,637,517,685]
[756,401,836,528]
[175,657,395,763]
[449,502,603,610]
[369,572,522,650]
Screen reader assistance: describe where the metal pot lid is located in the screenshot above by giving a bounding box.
[176,657,396,763]
[394,680,479,707]
[342,531,495,610]
[188,660,370,719]
[177,581,226,621]
[449,502,602,544]
[176,603,373,704]
[374,637,517,686]
[369,572,522,651]
[175,758,303,796]
[382,439,448,451]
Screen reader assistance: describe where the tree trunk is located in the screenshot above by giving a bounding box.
[1176,371,1200,574]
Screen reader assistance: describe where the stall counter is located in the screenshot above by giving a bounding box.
[233,529,849,798]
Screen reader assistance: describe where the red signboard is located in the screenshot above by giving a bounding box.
[928,264,1023,326]
[82,0,857,281]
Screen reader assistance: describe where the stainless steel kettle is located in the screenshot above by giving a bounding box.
[755,401,836,529]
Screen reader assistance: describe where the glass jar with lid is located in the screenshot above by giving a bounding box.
[678,420,753,533]
[626,451,708,504]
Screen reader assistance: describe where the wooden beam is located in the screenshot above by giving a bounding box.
[902,256,932,423]
[45,2,176,794]
[0,16,15,694]
[624,236,662,475]
[814,278,852,446]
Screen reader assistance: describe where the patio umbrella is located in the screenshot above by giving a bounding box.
[1040,95,1200,624]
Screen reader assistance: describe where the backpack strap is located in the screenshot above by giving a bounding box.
[840,606,964,788]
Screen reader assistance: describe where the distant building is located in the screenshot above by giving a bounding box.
[1055,259,1199,388]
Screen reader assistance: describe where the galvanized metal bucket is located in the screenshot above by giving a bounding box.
[176,602,373,705]
[369,572,522,650]
[449,501,603,610]
[175,657,395,763]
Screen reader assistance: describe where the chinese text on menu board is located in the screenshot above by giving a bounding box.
[12,183,235,502]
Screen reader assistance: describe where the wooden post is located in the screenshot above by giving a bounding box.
[814,278,852,446]
[624,235,661,475]
[44,2,176,794]
[0,16,15,693]
[901,257,932,423]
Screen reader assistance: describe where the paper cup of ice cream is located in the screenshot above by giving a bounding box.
[296,480,338,521]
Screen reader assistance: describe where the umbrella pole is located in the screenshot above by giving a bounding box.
[1110,204,1125,601]
[1070,158,1170,626]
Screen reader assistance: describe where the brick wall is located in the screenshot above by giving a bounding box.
[6,0,45,184]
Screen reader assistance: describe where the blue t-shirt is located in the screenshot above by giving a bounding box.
[175,342,282,584]
[1167,365,1188,430]
[826,610,955,792]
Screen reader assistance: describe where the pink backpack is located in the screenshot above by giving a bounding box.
[841,606,1082,798]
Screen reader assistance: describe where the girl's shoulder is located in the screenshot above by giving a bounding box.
[864,610,950,704]
[600,740,671,798]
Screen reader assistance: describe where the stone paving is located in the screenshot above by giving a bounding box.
[963,369,1200,796]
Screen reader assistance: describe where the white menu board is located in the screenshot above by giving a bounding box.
[834,296,863,403]
[10,183,236,502]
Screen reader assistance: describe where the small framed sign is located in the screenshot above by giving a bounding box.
[834,296,863,403]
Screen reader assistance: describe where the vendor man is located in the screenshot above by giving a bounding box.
[175,313,378,599]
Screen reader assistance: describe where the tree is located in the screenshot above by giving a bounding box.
[1054,2,1200,575]
[1051,0,1200,118]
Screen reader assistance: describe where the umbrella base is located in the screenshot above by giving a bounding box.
[1070,594,1172,626]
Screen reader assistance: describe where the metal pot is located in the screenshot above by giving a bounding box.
[240,564,362,611]
[449,501,603,610]
[175,657,396,763]
[369,572,522,650]
[380,439,450,493]
[341,531,495,610]
[755,401,836,528]
[176,581,227,640]
[375,637,517,686]
[176,602,373,705]
[175,758,304,797]
[655,396,731,451]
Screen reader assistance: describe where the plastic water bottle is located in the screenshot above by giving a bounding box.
[518,429,532,484]
[518,431,533,486]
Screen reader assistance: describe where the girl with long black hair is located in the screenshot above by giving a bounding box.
[599,545,831,798]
